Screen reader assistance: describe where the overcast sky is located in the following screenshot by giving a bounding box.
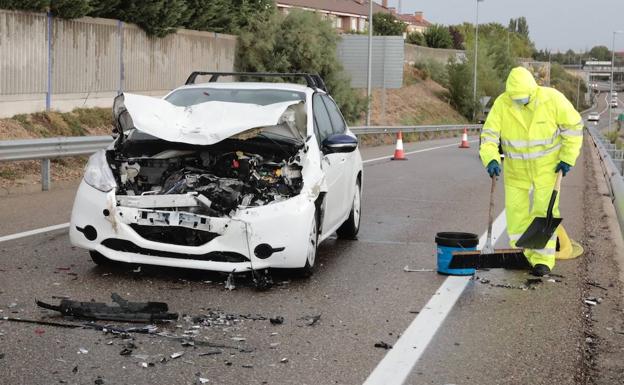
[388,0,624,52]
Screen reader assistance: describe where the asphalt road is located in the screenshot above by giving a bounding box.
[0,132,623,385]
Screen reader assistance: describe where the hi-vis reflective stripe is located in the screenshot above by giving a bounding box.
[533,247,556,256]
[503,143,561,160]
[560,128,583,137]
[481,129,499,138]
[501,129,560,148]
[483,137,499,144]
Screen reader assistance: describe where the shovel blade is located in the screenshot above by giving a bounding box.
[516,217,562,249]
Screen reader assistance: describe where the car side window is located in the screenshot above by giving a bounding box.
[321,95,347,135]
[313,94,334,145]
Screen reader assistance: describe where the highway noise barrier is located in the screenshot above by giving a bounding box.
[391,131,407,160]
[459,127,470,148]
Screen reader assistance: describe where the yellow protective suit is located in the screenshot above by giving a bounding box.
[479,67,583,269]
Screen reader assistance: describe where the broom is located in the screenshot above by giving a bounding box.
[448,175,530,270]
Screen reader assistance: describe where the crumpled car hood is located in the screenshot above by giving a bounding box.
[114,93,304,145]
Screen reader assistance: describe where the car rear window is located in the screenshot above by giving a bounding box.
[166,88,305,107]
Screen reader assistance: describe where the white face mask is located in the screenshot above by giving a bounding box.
[513,97,530,105]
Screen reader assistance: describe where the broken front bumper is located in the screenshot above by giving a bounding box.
[69,180,316,272]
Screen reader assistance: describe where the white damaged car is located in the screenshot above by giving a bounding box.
[69,73,363,276]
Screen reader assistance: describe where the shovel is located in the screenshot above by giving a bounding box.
[515,171,563,249]
[449,175,529,270]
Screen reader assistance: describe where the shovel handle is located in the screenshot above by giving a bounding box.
[546,171,563,222]
[554,170,562,193]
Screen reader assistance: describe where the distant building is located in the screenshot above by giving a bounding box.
[275,0,390,33]
[397,11,431,34]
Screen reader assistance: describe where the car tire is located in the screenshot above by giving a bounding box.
[89,250,117,266]
[294,214,318,278]
[337,179,361,240]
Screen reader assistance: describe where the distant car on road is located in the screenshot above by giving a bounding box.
[587,112,600,122]
[611,99,618,108]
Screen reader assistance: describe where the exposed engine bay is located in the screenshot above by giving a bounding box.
[108,131,305,217]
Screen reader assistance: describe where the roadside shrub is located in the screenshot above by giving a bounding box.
[236,10,366,123]
[413,59,448,88]
[406,31,426,46]
[423,24,453,49]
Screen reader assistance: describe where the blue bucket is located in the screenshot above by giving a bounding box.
[436,232,479,275]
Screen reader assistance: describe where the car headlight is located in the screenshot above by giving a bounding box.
[84,150,116,192]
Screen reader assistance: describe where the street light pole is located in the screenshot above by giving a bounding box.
[472,0,482,122]
[608,31,623,134]
[366,0,373,126]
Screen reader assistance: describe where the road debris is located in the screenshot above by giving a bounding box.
[77,348,88,354]
[299,314,321,326]
[403,266,434,272]
[280,357,289,363]
[170,351,185,359]
[584,296,603,306]
[94,376,104,385]
[36,293,178,323]
[269,316,284,325]
[198,350,222,356]
[225,272,236,291]
[231,337,246,342]
[374,341,392,349]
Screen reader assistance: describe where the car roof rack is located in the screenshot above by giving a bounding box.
[184,71,328,93]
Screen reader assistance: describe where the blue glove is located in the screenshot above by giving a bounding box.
[486,160,500,177]
[555,161,571,176]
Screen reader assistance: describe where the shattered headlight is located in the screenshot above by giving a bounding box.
[83,150,116,192]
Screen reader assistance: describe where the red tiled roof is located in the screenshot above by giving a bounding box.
[276,0,389,17]
[397,13,431,27]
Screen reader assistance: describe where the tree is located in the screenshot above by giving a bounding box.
[423,24,452,49]
[406,31,425,46]
[508,17,529,38]
[114,0,189,37]
[589,45,611,61]
[236,10,366,123]
[50,0,90,19]
[447,58,475,119]
[88,0,121,18]
[0,0,48,11]
[448,26,464,50]
[183,0,234,32]
[372,12,405,36]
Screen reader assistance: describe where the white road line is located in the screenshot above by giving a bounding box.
[0,223,70,243]
[363,209,507,385]
[363,139,478,164]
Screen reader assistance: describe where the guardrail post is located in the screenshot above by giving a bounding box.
[41,158,50,191]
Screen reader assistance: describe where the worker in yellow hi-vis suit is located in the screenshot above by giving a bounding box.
[479,66,583,276]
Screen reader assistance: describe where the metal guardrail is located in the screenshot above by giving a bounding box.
[0,124,477,191]
[0,136,112,191]
[350,124,481,135]
[586,126,624,241]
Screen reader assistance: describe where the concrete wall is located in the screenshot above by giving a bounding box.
[0,10,237,118]
[404,44,465,65]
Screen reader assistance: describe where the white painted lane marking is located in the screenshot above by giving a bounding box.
[363,139,479,164]
[0,223,70,243]
[363,209,507,385]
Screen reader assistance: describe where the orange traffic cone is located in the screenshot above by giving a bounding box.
[459,127,470,148]
[391,131,407,160]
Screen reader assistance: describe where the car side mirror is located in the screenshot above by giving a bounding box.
[322,134,358,154]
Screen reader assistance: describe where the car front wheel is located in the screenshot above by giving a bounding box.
[337,179,361,240]
[295,214,318,277]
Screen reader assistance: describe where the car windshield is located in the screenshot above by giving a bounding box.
[165,88,306,107]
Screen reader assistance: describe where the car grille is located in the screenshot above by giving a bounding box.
[129,224,219,247]
[101,239,249,262]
